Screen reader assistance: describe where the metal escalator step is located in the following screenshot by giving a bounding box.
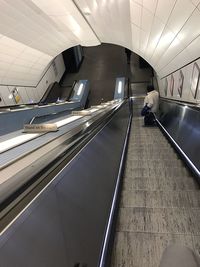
[126,159,184,168]
[122,177,199,191]
[127,148,176,155]
[120,190,200,208]
[128,143,171,147]
[116,207,200,235]
[124,167,190,178]
[111,232,200,267]
[130,136,168,141]
[127,154,179,160]
[111,107,200,267]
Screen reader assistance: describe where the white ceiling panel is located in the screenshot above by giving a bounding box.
[167,0,195,34]
[130,1,142,27]
[151,27,176,64]
[131,24,140,50]
[185,35,200,60]
[192,0,200,6]
[134,0,143,4]
[144,16,165,58]
[141,8,154,32]
[140,30,149,54]
[155,36,184,70]
[159,49,192,76]
[143,0,157,13]
[176,8,200,47]
[156,0,176,24]
[0,0,200,85]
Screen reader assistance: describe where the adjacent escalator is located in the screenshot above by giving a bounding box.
[39,81,76,104]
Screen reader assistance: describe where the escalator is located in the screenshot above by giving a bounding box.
[39,80,80,105]
[0,94,200,267]
[0,99,132,267]
[111,97,200,267]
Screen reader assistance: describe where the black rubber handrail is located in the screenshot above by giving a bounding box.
[160,97,200,111]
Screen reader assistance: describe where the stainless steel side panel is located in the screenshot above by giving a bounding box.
[159,100,200,171]
[0,103,130,267]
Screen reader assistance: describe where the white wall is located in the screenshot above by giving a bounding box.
[157,58,200,105]
[0,54,65,107]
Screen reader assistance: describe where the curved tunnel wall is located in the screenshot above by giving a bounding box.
[1,1,200,105]
[0,54,65,106]
[1,1,200,83]
[157,58,200,105]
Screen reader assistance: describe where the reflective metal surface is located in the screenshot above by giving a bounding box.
[0,101,124,209]
[0,80,89,136]
[0,102,130,267]
[158,99,200,174]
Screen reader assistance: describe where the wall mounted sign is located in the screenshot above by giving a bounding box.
[191,62,200,99]
[164,78,168,96]
[169,74,174,96]
[12,88,21,104]
[177,70,184,97]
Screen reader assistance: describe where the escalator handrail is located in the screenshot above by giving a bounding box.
[160,96,200,111]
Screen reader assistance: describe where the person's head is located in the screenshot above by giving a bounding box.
[147,85,154,92]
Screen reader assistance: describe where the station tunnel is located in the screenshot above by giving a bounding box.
[0,1,200,266]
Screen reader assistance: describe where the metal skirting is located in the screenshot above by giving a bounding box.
[0,102,131,267]
[158,99,200,178]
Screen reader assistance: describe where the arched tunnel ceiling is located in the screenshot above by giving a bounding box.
[0,0,200,86]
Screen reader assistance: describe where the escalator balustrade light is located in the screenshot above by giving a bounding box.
[0,133,39,154]
[72,108,99,116]
[117,81,122,94]
[55,115,82,127]
[77,83,84,96]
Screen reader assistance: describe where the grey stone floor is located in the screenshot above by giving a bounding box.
[111,101,200,267]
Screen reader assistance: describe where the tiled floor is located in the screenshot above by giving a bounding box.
[111,100,200,267]
[61,44,152,106]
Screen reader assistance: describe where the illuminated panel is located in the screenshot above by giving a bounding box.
[77,83,84,96]
[0,133,39,154]
[0,115,82,154]
[55,115,82,127]
[118,81,122,94]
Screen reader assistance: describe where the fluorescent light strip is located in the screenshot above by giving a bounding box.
[55,115,81,127]
[77,83,84,96]
[0,133,39,154]
[118,81,122,94]
[88,108,98,113]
